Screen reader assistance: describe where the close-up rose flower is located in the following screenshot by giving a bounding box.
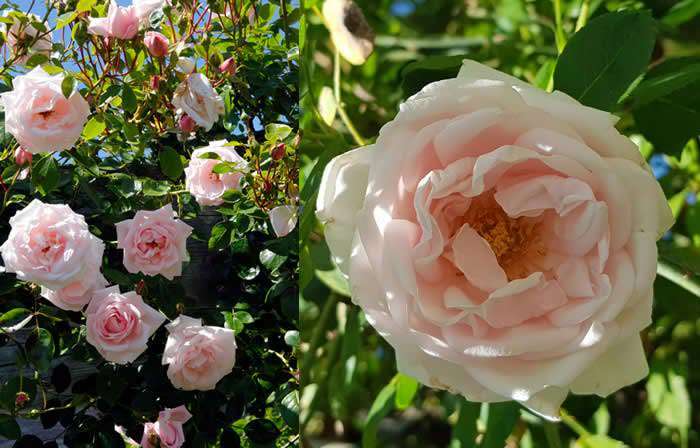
[140,405,191,448]
[41,271,108,312]
[0,66,90,154]
[85,286,166,364]
[0,199,104,291]
[162,315,236,391]
[87,0,140,40]
[172,73,224,131]
[184,140,248,206]
[144,31,169,58]
[316,60,673,418]
[1,12,53,65]
[115,204,193,280]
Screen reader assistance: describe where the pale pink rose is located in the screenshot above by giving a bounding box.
[41,271,107,312]
[115,204,193,280]
[0,199,104,291]
[1,12,53,65]
[133,0,170,24]
[184,140,248,206]
[172,74,224,131]
[269,205,298,237]
[140,405,191,448]
[14,147,32,166]
[316,60,674,420]
[219,57,236,75]
[87,0,139,40]
[0,67,90,154]
[144,31,169,58]
[162,315,236,391]
[85,286,166,364]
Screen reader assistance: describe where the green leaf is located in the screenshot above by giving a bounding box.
[553,11,656,111]
[61,74,75,99]
[265,123,292,141]
[662,0,700,27]
[576,434,625,448]
[141,179,170,196]
[76,0,97,12]
[55,11,78,29]
[27,328,54,372]
[0,308,31,325]
[121,85,137,113]
[0,415,20,440]
[450,399,480,448]
[401,55,464,97]
[480,402,520,448]
[318,86,337,126]
[279,390,299,430]
[244,419,280,444]
[362,376,397,448]
[82,116,107,140]
[32,155,60,196]
[233,310,254,324]
[208,223,229,251]
[158,147,184,179]
[394,374,419,410]
[646,361,690,432]
[633,58,700,155]
[315,268,351,296]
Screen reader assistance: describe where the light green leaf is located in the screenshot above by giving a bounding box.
[315,268,350,296]
[82,116,106,140]
[394,373,419,410]
[318,86,337,126]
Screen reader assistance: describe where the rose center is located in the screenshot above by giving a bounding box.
[463,196,544,280]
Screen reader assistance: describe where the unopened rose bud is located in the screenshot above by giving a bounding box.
[271,143,285,161]
[179,114,196,133]
[263,180,273,192]
[150,75,160,90]
[144,31,169,58]
[15,391,30,408]
[14,147,32,166]
[219,57,236,75]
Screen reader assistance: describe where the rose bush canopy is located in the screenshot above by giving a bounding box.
[0,0,299,446]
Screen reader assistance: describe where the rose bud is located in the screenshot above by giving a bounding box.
[15,391,30,408]
[144,31,169,58]
[178,114,196,134]
[271,143,285,161]
[219,57,237,75]
[14,147,33,166]
[150,75,160,90]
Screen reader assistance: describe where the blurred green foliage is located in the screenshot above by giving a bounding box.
[300,0,700,447]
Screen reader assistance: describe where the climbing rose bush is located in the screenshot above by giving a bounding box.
[316,60,672,419]
[0,0,299,446]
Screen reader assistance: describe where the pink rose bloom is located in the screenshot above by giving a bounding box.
[172,74,224,131]
[0,199,104,291]
[115,204,193,280]
[86,286,166,364]
[0,67,90,154]
[133,0,169,24]
[144,31,169,58]
[14,147,32,166]
[162,315,236,391]
[184,140,248,206]
[41,271,107,312]
[141,405,191,448]
[269,205,298,237]
[87,0,139,40]
[1,12,53,65]
[316,60,673,419]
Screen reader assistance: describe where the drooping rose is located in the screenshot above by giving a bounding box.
[87,0,139,40]
[172,74,224,131]
[316,60,673,419]
[115,204,193,280]
[1,12,53,66]
[0,199,104,291]
[184,140,248,206]
[141,405,191,448]
[144,31,169,58]
[322,0,374,65]
[133,0,169,24]
[0,67,90,154]
[41,271,108,312]
[85,286,166,364]
[162,315,236,391]
[269,205,298,237]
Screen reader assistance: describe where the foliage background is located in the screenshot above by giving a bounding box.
[300,0,700,447]
[0,0,300,447]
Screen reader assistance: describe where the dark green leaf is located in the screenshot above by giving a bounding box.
[27,328,54,372]
[480,402,520,448]
[61,75,75,98]
[401,55,464,97]
[0,415,20,440]
[121,85,137,113]
[158,148,184,179]
[244,418,280,444]
[32,155,60,196]
[553,11,656,111]
[362,376,397,448]
[450,399,480,448]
